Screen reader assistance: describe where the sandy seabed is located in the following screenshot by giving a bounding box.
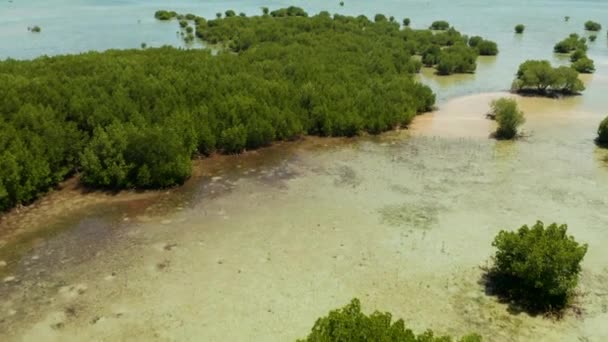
[1,93,608,342]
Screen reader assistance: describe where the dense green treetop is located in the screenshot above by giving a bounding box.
[491,221,587,312]
[297,298,481,342]
[429,20,450,30]
[512,60,585,95]
[514,24,525,34]
[554,33,587,53]
[584,20,601,31]
[597,116,608,146]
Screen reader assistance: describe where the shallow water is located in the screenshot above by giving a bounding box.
[2,1,608,341]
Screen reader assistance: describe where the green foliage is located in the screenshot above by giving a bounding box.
[179,19,188,28]
[554,33,587,53]
[225,10,236,18]
[475,40,498,56]
[468,36,483,48]
[584,20,601,31]
[340,1,345,6]
[491,221,588,312]
[570,49,586,62]
[436,44,478,75]
[430,20,450,30]
[403,18,411,26]
[154,10,177,20]
[261,7,269,15]
[270,6,308,17]
[514,24,525,34]
[597,116,608,146]
[374,14,387,22]
[589,34,597,42]
[490,98,525,139]
[0,8,498,211]
[571,57,595,73]
[297,298,481,342]
[29,25,41,33]
[512,60,585,95]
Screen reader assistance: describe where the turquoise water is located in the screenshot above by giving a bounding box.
[1,0,608,103]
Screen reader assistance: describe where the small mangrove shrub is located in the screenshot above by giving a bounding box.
[489,98,525,139]
[403,18,411,26]
[554,33,587,53]
[490,221,588,312]
[154,10,177,20]
[515,24,525,34]
[597,116,608,146]
[297,298,482,342]
[589,34,597,42]
[28,25,41,33]
[584,20,602,31]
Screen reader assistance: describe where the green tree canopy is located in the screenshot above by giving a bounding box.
[490,221,588,312]
[298,298,481,342]
[489,98,525,139]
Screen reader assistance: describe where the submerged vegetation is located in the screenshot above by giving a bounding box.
[487,221,587,314]
[512,60,585,96]
[489,98,525,139]
[297,298,482,342]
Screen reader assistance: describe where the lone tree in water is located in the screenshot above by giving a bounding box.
[515,24,525,34]
[584,20,601,31]
[297,298,482,342]
[488,221,587,313]
[489,98,525,139]
[597,116,608,146]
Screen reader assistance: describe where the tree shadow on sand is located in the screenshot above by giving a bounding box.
[478,266,580,319]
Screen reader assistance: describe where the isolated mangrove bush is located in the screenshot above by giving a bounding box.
[297,298,482,342]
[515,24,524,34]
[403,18,411,26]
[490,221,588,312]
[490,98,525,139]
[154,10,177,20]
[512,60,585,95]
[554,33,587,53]
[597,116,608,146]
[584,20,601,31]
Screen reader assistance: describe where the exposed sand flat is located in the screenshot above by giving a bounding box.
[1,93,608,341]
